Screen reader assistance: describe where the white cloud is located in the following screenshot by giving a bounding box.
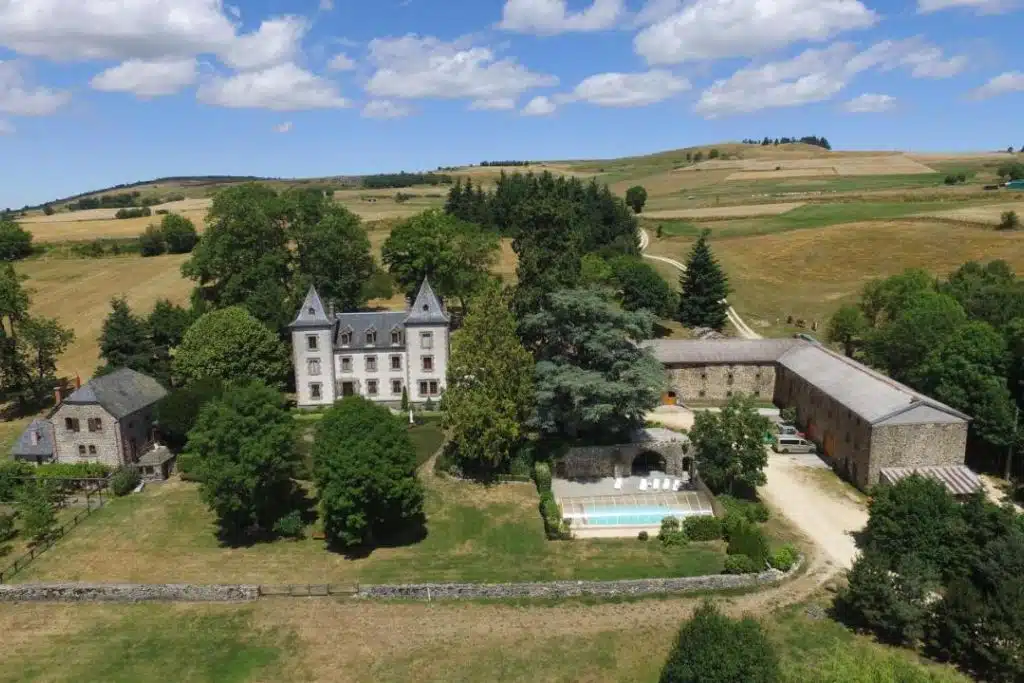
[0,0,237,61]
[365,35,557,106]
[971,71,1024,99]
[327,53,355,71]
[499,0,624,34]
[899,46,967,78]
[521,95,556,116]
[273,121,292,133]
[560,70,689,107]
[469,98,517,110]
[843,93,896,113]
[319,0,334,9]
[362,99,412,119]
[0,119,13,134]
[918,0,1019,13]
[220,16,307,71]
[90,57,198,96]
[0,60,70,116]
[198,63,348,110]
[634,0,877,65]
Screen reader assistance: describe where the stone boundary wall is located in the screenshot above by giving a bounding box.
[0,559,800,603]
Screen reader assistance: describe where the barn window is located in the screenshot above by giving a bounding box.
[698,390,706,398]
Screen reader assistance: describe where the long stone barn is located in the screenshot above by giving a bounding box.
[643,339,973,491]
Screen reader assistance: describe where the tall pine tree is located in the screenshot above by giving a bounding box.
[97,297,156,377]
[678,230,730,331]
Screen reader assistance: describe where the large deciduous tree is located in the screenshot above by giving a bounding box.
[0,220,32,261]
[160,213,199,254]
[659,601,780,683]
[442,281,534,476]
[18,316,74,405]
[312,396,425,549]
[625,185,648,214]
[609,255,677,317]
[381,209,499,311]
[864,291,967,383]
[292,203,376,311]
[827,304,868,357]
[678,230,730,331]
[172,306,289,388]
[182,381,299,540]
[688,394,771,496]
[521,287,664,440]
[154,377,225,452]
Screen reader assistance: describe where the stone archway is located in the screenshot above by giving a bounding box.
[631,451,667,476]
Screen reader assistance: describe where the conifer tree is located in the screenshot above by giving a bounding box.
[678,230,730,331]
[97,297,156,377]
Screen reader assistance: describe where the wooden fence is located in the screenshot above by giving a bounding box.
[0,480,109,584]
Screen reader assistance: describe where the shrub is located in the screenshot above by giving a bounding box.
[109,467,141,497]
[659,601,780,683]
[508,446,533,477]
[155,209,169,215]
[0,511,16,543]
[998,210,1020,231]
[272,510,305,539]
[400,387,409,412]
[780,407,797,424]
[139,224,166,256]
[769,544,799,572]
[658,516,689,547]
[539,490,568,539]
[719,495,770,523]
[160,213,198,254]
[723,554,761,575]
[0,220,33,261]
[17,481,56,543]
[638,530,649,541]
[533,461,552,493]
[726,521,770,566]
[0,460,33,500]
[683,515,723,541]
[114,207,151,219]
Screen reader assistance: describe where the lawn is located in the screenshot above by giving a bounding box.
[14,453,727,584]
[0,596,968,682]
[648,219,1024,337]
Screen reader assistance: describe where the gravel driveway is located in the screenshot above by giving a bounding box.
[760,453,869,570]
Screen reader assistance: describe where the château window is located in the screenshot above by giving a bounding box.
[419,380,440,396]
[391,355,402,370]
[339,330,353,346]
[307,335,318,351]
[365,330,377,346]
[391,379,403,395]
[366,356,378,372]
[307,359,322,376]
[422,356,434,372]
[420,331,433,350]
[310,383,322,400]
[391,329,402,345]
[340,357,352,373]
[367,380,379,396]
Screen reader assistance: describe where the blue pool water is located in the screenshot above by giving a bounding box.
[584,505,682,527]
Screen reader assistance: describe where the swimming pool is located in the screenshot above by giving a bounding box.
[583,504,684,527]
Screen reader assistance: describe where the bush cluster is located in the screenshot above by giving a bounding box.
[272,510,305,539]
[533,461,552,493]
[658,517,689,547]
[725,520,770,567]
[539,490,570,540]
[115,206,152,219]
[943,173,968,185]
[722,554,761,575]
[109,467,141,497]
[139,214,200,257]
[718,495,770,523]
[998,210,1020,232]
[683,515,723,541]
[768,544,799,572]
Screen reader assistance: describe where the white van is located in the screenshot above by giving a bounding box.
[773,436,817,454]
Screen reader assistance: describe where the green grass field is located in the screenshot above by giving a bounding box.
[0,596,968,682]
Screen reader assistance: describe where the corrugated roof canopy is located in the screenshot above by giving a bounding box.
[880,466,982,497]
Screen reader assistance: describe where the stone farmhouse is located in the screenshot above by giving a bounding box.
[10,368,174,479]
[644,338,975,491]
[291,279,451,408]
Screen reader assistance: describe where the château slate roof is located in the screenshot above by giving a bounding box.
[64,368,168,419]
[289,286,332,329]
[404,278,450,325]
[334,311,408,350]
[10,418,54,459]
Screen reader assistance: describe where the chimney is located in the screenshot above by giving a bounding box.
[54,386,62,405]
[328,300,336,319]
[75,373,81,389]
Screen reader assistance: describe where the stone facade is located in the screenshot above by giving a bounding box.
[50,403,157,468]
[668,364,776,403]
[559,440,691,479]
[869,422,968,488]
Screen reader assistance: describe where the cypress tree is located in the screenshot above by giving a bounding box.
[678,230,730,331]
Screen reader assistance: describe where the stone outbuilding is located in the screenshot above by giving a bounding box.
[556,427,694,480]
[643,338,972,491]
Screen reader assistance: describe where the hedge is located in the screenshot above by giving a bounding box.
[533,461,552,493]
[683,515,723,541]
[539,490,569,540]
[726,521,770,566]
[723,554,761,575]
[718,495,770,523]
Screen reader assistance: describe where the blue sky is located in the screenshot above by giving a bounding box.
[0,0,1022,208]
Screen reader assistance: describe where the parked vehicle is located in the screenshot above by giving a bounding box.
[777,424,804,437]
[773,436,817,454]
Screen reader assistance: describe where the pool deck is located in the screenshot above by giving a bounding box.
[553,475,715,539]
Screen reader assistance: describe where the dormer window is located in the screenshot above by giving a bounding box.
[391,329,402,345]
[339,328,353,346]
[365,329,377,346]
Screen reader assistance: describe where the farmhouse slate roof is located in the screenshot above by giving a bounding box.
[10,418,54,459]
[64,368,168,420]
[289,286,331,329]
[644,338,969,427]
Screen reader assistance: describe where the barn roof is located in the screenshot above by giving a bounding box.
[879,466,982,497]
[642,338,800,365]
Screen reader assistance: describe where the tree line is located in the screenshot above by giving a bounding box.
[827,261,1024,479]
[740,136,832,149]
[478,160,531,167]
[361,172,453,189]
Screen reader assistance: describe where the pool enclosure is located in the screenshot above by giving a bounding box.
[560,491,714,536]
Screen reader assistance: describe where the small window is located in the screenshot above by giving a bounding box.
[726,390,733,398]
[365,330,377,346]
[366,356,378,372]
[727,374,735,386]
[87,417,102,432]
[422,355,434,372]
[310,383,322,400]
[698,390,706,398]
[307,335,318,351]
[700,371,707,380]
[88,445,97,455]
[307,358,322,376]
[419,380,429,396]
[341,357,352,373]
[420,331,433,350]
[429,380,439,395]
[339,330,352,346]
[367,380,379,396]
[78,445,86,455]
[307,306,315,315]
[391,330,402,345]
[390,355,402,370]
[753,390,761,398]
[392,379,403,395]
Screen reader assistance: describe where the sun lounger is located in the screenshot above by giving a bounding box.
[663,478,671,490]
[639,479,648,491]
[652,479,661,491]
[672,479,682,492]
[614,477,623,490]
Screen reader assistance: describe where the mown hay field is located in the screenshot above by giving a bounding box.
[648,219,1024,335]
[15,254,193,378]
[643,202,806,220]
[914,199,1024,225]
